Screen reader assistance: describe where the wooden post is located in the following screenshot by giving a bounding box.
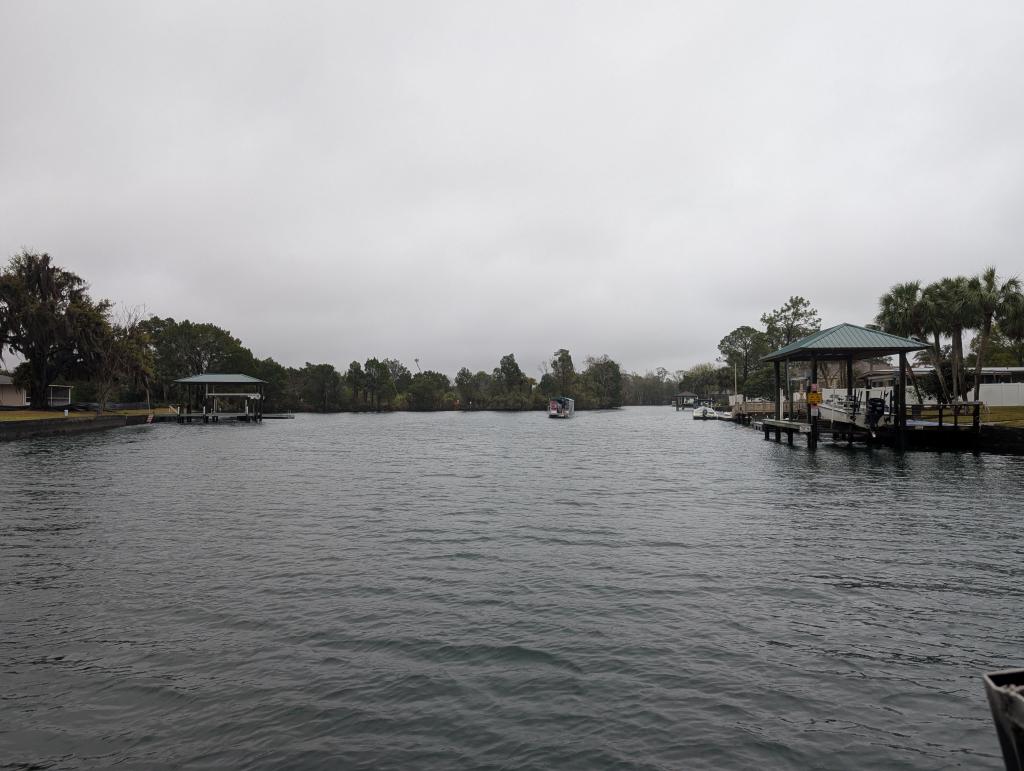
[773,361,781,420]
[787,358,794,420]
[809,354,818,450]
[897,352,907,451]
[846,355,854,445]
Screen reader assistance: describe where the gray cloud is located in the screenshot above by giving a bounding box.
[2,1,1023,376]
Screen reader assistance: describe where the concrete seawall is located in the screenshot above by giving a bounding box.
[0,415,128,442]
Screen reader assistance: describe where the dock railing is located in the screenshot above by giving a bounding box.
[902,400,982,431]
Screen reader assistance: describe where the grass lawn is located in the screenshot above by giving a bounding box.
[107,407,177,417]
[0,410,93,422]
[981,405,1024,428]
[0,406,177,423]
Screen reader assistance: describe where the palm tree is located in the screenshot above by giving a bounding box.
[996,286,1024,366]
[875,281,926,403]
[916,290,950,402]
[969,267,1022,401]
[926,277,976,401]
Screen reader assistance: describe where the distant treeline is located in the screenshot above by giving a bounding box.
[11,251,1014,413]
[1,251,634,412]
[136,322,626,413]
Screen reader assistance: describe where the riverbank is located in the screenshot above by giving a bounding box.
[0,408,176,441]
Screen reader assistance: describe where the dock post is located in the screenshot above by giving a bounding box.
[846,355,854,445]
[773,362,781,421]
[808,355,818,450]
[896,353,907,451]
[786,357,794,420]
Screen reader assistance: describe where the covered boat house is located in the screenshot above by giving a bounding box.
[760,323,929,450]
[173,373,266,423]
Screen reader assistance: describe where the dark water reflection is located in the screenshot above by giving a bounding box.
[2,408,1023,769]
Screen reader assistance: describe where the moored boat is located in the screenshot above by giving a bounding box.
[693,404,718,420]
[818,391,894,436]
[548,396,574,418]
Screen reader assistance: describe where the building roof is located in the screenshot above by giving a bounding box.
[761,323,929,362]
[173,373,266,384]
[0,376,70,388]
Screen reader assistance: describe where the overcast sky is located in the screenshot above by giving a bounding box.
[2,1,1022,377]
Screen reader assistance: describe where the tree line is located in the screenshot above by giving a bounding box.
[874,269,1024,402]
[0,251,625,412]
[706,268,1024,404]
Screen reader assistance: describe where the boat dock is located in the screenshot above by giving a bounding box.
[726,323,985,451]
[172,373,274,424]
[749,403,982,449]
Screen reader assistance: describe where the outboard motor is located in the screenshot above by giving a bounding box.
[865,397,887,436]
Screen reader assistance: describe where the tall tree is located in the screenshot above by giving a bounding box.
[383,358,412,393]
[0,251,110,408]
[581,355,622,408]
[364,357,395,411]
[874,281,930,403]
[407,370,451,410]
[93,306,155,412]
[969,267,1022,401]
[926,277,976,401]
[141,316,255,402]
[495,353,526,393]
[684,362,721,398]
[761,296,820,404]
[717,326,769,387]
[760,296,821,349]
[550,348,576,395]
[299,363,342,412]
[345,361,366,406]
[997,292,1024,366]
[915,288,951,402]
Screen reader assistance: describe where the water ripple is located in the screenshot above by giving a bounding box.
[1,408,1021,769]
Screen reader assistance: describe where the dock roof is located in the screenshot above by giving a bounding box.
[173,373,267,384]
[761,323,928,362]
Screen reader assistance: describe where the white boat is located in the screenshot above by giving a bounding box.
[817,391,894,436]
[693,404,718,420]
[548,396,574,418]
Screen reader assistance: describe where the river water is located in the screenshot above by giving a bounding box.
[2,408,1022,769]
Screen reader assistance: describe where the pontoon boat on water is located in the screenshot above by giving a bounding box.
[549,396,574,418]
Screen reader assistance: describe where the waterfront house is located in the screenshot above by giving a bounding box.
[0,374,27,407]
[0,376,73,408]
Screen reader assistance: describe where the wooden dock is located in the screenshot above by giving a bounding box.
[744,403,983,449]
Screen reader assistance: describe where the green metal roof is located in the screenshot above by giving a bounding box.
[761,323,928,362]
[173,373,266,384]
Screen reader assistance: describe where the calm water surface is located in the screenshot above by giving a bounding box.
[2,408,1023,769]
